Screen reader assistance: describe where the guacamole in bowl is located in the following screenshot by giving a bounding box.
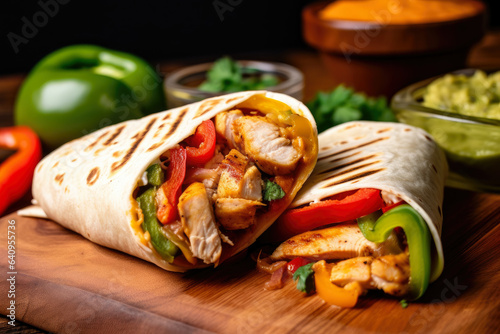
[391,69,500,193]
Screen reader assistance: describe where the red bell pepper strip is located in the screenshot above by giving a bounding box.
[0,126,42,215]
[287,257,311,274]
[183,120,216,167]
[274,188,384,239]
[382,200,405,213]
[156,147,186,224]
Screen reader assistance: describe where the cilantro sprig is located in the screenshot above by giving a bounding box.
[293,262,315,294]
[263,180,285,202]
[306,85,397,133]
[199,56,279,93]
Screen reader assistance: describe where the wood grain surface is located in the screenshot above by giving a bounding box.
[0,187,499,334]
[1,31,500,334]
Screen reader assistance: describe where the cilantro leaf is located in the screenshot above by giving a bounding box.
[199,56,279,93]
[263,180,285,202]
[400,299,409,308]
[307,85,397,132]
[292,262,315,294]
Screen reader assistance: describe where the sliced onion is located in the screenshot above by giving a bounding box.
[256,251,287,274]
[264,266,288,290]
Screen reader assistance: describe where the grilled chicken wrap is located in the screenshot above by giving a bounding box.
[27,91,318,272]
[261,121,447,305]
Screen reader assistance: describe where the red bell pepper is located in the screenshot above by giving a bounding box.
[274,188,384,239]
[183,120,216,166]
[0,126,42,215]
[382,200,405,213]
[287,257,311,274]
[156,147,186,224]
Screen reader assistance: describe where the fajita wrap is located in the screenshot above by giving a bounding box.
[261,121,447,305]
[26,91,318,272]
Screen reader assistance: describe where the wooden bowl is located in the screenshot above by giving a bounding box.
[302,1,486,97]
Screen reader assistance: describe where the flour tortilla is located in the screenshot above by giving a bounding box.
[285,121,447,282]
[27,91,318,272]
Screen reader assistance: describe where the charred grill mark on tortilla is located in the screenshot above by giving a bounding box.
[55,173,64,185]
[103,125,126,146]
[343,123,361,130]
[87,167,100,185]
[432,164,438,173]
[320,168,385,189]
[163,108,188,141]
[319,160,382,181]
[225,96,242,104]
[111,118,157,173]
[147,143,162,152]
[195,98,222,118]
[153,123,166,138]
[52,161,59,168]
[84,131,109,152]
[318,137,389,161]
[318,154,379,175]
[318,151,362,165]
[377,128,391,134]
[318,151,361,162]
[162,113,171,121]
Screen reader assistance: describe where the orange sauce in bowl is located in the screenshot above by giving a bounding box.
[320,0,484,24]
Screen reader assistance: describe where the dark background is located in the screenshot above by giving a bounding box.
[2,0,499,75]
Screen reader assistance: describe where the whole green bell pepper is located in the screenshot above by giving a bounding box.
[15,44,166,149]
[357,204,432,300]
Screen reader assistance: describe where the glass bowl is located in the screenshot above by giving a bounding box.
[163,60,304,108]
[391,69,500,193]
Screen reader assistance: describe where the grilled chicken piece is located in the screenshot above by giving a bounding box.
[328,252,410,297]
[217,149,263,201]
[371,252,410,296]
[215,110,243,149]
[215,149,263,230]
[215,198,265,230]
[241,165,262,201]
[178,182,221,264]
[269,223,402,261]
[329,257,373,287]
[232,116,302,175]
[217,149,250,198]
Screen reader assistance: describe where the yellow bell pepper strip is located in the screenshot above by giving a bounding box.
[0,126,42,215]
[313,260,359,308]
[357,204,432,300]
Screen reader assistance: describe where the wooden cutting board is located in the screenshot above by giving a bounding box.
[1,187,499,334]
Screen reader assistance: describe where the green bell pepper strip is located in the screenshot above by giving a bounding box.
[137,187,178,262]
[357,204,432,300]
[15,44,166,149]
[146,164,164,186]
